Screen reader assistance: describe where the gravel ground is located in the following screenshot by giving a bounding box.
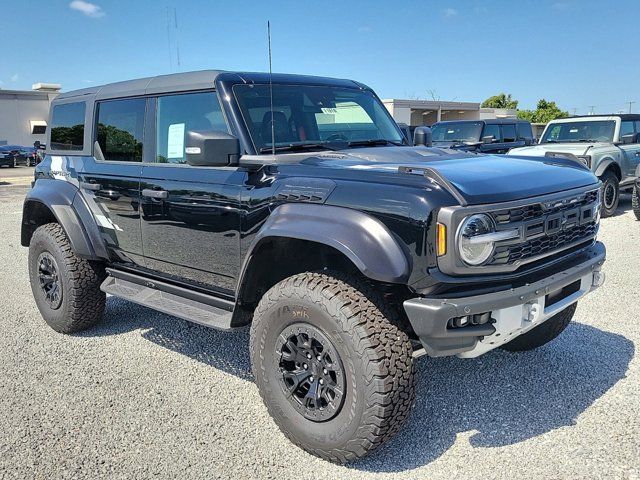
[0,181,638,480]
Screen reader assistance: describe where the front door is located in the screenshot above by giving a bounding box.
[77,97,147,266]
[139,91,243,293]
[618,120,640,182]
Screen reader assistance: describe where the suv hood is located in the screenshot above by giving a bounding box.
[508,142,607,157]
[302,146,598,205]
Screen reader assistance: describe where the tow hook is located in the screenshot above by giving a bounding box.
[524,302,542,323]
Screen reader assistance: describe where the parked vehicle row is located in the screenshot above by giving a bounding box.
[0,144,43,168]
[431,119,534,154]
[23,70,606,464]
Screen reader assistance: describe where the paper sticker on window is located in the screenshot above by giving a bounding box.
[167,123,186,158]
[569,128,579,133]
[321,107,338,114]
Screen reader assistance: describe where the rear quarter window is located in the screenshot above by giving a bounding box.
[517,123,533,139]
[50,102,86,151]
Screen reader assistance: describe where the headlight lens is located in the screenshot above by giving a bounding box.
[458,214,496,266]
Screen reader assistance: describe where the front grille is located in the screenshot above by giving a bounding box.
[491,189,599,225]
[487,188,599,267]
[491,222,597,265]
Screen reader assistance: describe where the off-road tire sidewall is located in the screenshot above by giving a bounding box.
[600,171,619,218]
[632,186,640,221]
[250,272,415,463]
[28,223,106,333]
[254,299,365,449]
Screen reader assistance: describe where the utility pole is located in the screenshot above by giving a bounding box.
[628,101,636,114]
[588,106,595,115]
[572,108,577,116]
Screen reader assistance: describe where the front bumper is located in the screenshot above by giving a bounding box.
[404,242,606,358]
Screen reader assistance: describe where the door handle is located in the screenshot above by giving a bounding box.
[635,151,640,157]
[142,188,168,199]
[80,181,101,191]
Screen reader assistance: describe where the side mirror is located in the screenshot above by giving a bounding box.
[620,132,639,144]
[482,135,495,144]
[413,126,432,147]
[34,141,41,149]
[185,131,240,167]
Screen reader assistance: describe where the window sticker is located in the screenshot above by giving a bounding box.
[320,107,338,114]
[569,128,579,133]
[167,123,185,158]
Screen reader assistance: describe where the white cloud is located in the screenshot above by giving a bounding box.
[69,0,105,18]
[10,74,18,82]
[443,8,458,18]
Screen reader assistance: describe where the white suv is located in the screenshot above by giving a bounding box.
[509,115,640,217]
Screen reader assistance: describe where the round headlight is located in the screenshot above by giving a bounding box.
[458,214,496,266]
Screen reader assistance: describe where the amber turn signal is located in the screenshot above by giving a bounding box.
[437,223,447,256]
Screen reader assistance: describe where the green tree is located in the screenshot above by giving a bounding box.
[481,93,519,109]
[516,99,569,123]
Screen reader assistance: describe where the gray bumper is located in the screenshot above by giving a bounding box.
[404,242,606,358]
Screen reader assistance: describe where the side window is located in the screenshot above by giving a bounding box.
[502,124,517,142]
[619,121,635,139]
[95,98,146,162]
[635,121,640,134]
[517,122,533,139]
[50,102,85,151]
[482,124,501,142]
[156,91,227,164]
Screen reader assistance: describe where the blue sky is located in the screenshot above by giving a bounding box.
[1,0,639,114]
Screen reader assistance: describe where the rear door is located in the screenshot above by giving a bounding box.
[479,123,504,153]
[77,97,146,266]
[139,90,244,293]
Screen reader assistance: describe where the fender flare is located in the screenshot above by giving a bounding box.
[21,179,108,259]
[238,203,411,289]
[594,158,620,179]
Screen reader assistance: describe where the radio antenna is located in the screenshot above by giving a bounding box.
[268,21,275,156]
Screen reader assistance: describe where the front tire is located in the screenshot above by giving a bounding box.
[632,186,640,221]
[600,171,619,218]
[28,223,106,333]
[501,303,576,352]
[250,271,415,463]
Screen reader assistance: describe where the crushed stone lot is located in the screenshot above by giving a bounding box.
[0,180,638,480]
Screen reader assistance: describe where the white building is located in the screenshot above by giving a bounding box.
[382,99,517,127]
[0,83,61,147]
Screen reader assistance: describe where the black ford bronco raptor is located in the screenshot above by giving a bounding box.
[22,70,606,463]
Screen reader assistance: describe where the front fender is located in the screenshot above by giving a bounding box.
[22,179,107,259]
[594,157,619,178]
[241,203,411,284]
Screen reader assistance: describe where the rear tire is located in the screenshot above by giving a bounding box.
[28,223,106,333]
[632,186,640,221]
[600,171,619,218]
[250,271,415,463]
[500,303,576,352]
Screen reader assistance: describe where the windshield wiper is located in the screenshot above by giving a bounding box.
[259,143,339,153]
[347,139,403,148]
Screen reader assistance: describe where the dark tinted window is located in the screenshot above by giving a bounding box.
[156,92,227,164]
[517,122,533,139]
[95,98,146,162]
[482,124,501,141]
[620,121,635,138]
[432,122,483,142]
[502,124,517,142]
[50,102,85,151]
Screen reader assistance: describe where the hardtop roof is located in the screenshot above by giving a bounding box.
[54,70,364,102]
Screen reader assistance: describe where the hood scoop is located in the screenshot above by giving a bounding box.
[398,165,468,206]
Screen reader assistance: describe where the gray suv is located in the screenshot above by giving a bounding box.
[509,114,640,217]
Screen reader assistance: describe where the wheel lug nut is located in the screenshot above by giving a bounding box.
[317,355,321,361]
[309,376,314,382]
[323,368,328,375]
[303,363,308,370]
[306,353,312,359]
[319,379,324,385]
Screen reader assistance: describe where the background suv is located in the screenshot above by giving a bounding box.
[509,114,640,217]
[431,119,534,154]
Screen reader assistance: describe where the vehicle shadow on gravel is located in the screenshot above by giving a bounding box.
[86,298,633,473]
[81,297,253,381]
[353,321,634,473]
[610,193,632,217]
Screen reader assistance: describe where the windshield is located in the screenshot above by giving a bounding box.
[233,84,405,153]
[431,122,482,143]
[541,120,616,143]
